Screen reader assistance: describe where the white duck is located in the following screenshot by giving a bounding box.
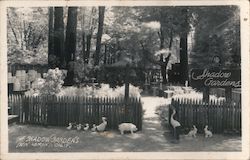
[76,124,82,131]
[72,122,77,129]
[170,109,181,139]
[67,123,73,130]
[187,125,198,137]
[96,117,107,132]
[204,125,213,138]
[91,124,97,132]
[83,123,89,131]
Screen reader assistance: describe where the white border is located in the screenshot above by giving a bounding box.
[0,1,249,160]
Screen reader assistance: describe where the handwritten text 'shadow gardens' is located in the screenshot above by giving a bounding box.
[190,69,241,88]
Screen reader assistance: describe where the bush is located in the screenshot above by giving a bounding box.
[60,83,142,98]
[97,66,145,88]
[25,68,67,96]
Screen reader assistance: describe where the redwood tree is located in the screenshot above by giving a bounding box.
[53,7,64,68]
[94,6,105,66]
[84,7,96,64]
[65,7,78,64]
[48,7,54,68]
[179,8,189,85]
[64,7,78,85]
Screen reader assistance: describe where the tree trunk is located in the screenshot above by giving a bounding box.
[179,8,189,85]
[85,34,92,64]
[159,27,165,49]
[104,44,107,64]
[19,27,23,49]
[64,7,78,86]
[84,7,95,64]
[26,24,32,50]
[54,7,64,68]
[94,6,105,66]
[65,7,78,64]
[159,54,166,83]
[81,8,86,60]
[48,7,54,67]
[169,28,173,49]
[160,53,171,84]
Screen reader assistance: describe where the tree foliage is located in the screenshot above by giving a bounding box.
[190,6,240,68]
[7,7,48,64]
[7,6,241,85]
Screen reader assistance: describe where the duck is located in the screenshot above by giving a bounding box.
[71,122,77,129]
[91,124,97,132]
[83,123,89,131]
[204,125,213,138]
[76,124,82,131]
[67,123,73,130]
[96,117,107,132]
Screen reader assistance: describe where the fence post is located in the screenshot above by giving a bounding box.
[138,98,142,131]
[202,87,209,103]
[225,87,232,103]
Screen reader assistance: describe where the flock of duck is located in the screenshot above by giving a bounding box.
[66,117,138,135]
[66,117,107,132]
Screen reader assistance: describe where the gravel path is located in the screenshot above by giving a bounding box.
[8,96,241,152]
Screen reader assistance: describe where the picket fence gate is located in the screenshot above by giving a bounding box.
[8,95,143,130]
[169,98,241,134]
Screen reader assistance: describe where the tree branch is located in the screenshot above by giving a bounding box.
[168,28,173,49]
[7,13,19,45]
[164,53,171,66]
[141,47,163,66]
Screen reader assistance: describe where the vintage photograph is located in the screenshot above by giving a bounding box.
[1,0,249,159]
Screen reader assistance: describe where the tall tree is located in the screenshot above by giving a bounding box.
[65,7,78,63]
[179,8,189,84]
[80,7,86,60]
[53,7,64,68]
[94,6,105,66]
[136,6,190,83]
[84,7,96,64]
[64,7,78,85]
[190,6,240,68]
[48,7,54,68]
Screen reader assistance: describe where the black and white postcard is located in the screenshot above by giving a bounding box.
[0,0,249,160]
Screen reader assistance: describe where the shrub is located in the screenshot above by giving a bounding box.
[59,83,142,98]
[25,68,67,96]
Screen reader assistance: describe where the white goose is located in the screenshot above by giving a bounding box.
[96,117,107,132]
[170,109,181,139]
